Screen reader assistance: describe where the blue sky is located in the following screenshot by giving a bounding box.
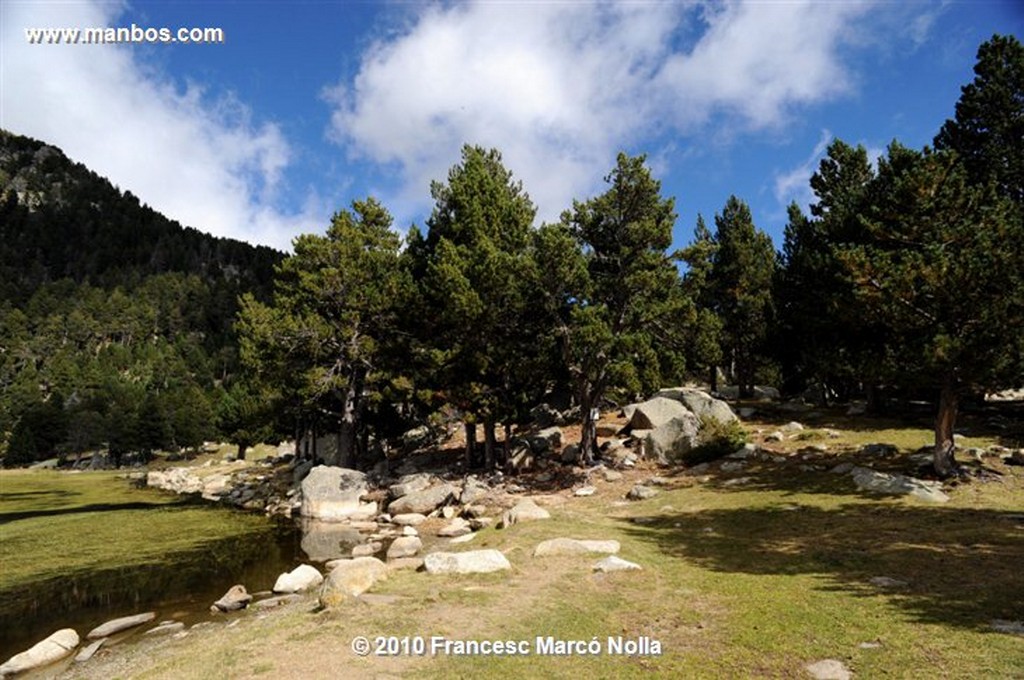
[2,1,1021,252]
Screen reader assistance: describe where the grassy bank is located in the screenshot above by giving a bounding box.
[0,470,272,593]
[56,414,1024,680]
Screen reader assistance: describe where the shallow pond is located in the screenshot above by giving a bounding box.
[0,472,310,662]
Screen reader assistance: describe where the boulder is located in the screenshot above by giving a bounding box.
[527,427,563,454]
[560,443,580,464]
[423,549,511,575]
[593,556,642,572]
[210,585,252,613]
[655,388,738,425]
[497,498,550,528]
[319,557,388,607]
[87,612,156,639]
[1,629,79,676]
[628,397,692,431]
[850,467,949,503]
[533,538,620,556]
[300,466,376,521]
[300,521,363,561]
[643,414,701,465]
[387,483,456,515]
[386,536,423,559]
[272,564,324,594]
[389,473,432,499]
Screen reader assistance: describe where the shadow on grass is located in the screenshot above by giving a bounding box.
[619,501,1024,633]
[0,497,199,523]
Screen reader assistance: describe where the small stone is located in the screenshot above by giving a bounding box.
[75,637,106,663]
[574,486,596,497]
[859,641,883,649]
[592,556,642,572]
[272,564,323,594]
[144,621,185,636]
[765,431,785,443]
[627,485,658,501]
[601,469,623,482]
[805,659,851,680]
[869,576,908,588]
[386,536,423,559]
[87,612,157,638]
[423,549,511,574]
[402,525,419,536]
[352,542,382,557]
[449,532,477,544]
[211,585,252,613]
[392,513,427,526]
[720,461,745,472]
[438,517,472,537]
[534,538,620,556]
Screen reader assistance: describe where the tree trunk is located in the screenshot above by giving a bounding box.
[338,370,365,469]
[578,391,597,465]
[484,418,496,470]
[933,379,959,478]
[709,365,718,393]
[464,421,477,470]
[501,422,512,468]
[237,442,248,461]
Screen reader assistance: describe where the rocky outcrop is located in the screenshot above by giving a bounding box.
[423,550,511,575]
[1,628,79,676]
[272,564,324,594]
[319,557,388,606]
[300,466,376,521]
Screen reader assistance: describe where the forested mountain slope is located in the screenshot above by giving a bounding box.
[0,130,284,465]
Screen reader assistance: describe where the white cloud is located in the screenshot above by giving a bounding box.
[329,0,881,225]
[0,0,313,251]
[774,130,833,213]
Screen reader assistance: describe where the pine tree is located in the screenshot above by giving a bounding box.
[556,153,689,461]
[408,146,536,469]
[839,143,1024,477]
[707,196,776,397]
[237,198,406,468]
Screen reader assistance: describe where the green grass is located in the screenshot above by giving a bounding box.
[0,469,269,591]
[46,416,1024,679]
